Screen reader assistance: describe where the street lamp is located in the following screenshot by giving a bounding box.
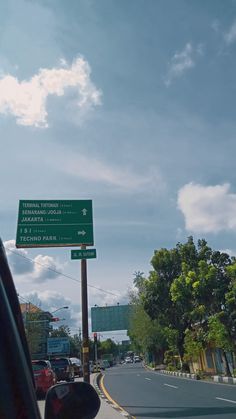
[51,306,69,314]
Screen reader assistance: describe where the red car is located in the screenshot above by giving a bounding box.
[32,360,56,396]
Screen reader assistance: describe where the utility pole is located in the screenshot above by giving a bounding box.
[81,245,90,383]
[94,332,98,371]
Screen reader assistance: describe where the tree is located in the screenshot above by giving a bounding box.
[143,238,196,364]
[50,325,71,337]
[183,328,205,366]
[207,315,233,376]
[100,339,118,357]
[142,237,234,369]
[128,302,167,364]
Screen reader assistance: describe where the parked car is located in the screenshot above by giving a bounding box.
[134,355,141,363]
[70,357,83,377]
[50,357,75,382]
[32,360,56,396]
[125,356,133,364]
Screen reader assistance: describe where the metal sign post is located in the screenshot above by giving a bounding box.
[94,333,98,372]
[81,245,90,383]
[16,198,95,385]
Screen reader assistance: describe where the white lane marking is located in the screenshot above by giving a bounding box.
[164,383,178,389]
[145,378,151,381]
[216,397,236,404]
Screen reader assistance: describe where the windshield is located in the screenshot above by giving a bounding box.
[50,359,68,368]
[32,362,47,371]
[2,1,236,419]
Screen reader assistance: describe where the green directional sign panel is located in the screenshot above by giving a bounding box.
[16,200,94,248]
[91,305,133,332]
[71,249,97,260]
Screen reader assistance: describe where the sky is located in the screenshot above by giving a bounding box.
[1,0,236,341]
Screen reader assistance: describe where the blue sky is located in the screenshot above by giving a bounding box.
[1,0,236,339]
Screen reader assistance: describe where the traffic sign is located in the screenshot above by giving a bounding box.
[47,337,70,355]
[71,249,96,260]
[91,305,133,332]
[16,200,94,248]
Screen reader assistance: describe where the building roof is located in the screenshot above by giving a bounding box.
[20,303,43,314]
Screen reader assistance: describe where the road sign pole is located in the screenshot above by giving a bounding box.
[81,245,90,383]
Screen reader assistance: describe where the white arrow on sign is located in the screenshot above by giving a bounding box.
[82,208,87,216]
[78,230,86,236]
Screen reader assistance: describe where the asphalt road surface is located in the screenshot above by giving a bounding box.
[103,363,236,419]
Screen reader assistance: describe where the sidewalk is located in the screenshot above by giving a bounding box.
[95,397,125,419]
[90,373,129,419]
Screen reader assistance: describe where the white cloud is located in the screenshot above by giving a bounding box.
[224,20,236,45]
[165,43,203,86]
[20,290,80,330]
[33,254,61,281]
[4,240,62,282]
[20,288,128,334]
[89,286,128,308]
[4,239,34,274]
[64,153,164,192]
[0,57,101,127]
[219,249,236,258]
[177,183,236,233]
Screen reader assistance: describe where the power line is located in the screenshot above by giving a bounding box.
[6,247,120,297]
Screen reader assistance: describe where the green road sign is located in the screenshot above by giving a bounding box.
[91,305,133,332]
[16,200,94,248]
[71,249,97,260]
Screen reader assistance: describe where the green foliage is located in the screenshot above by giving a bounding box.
[129,302,167,360]
[207,315,233,352]
[183,328,205,362]
[100,339,119,357]
[50,325,71,337]
[164,350,180,370]
[132,237,236,371]
[195,370,206,380]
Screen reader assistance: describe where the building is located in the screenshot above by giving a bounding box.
[20,303,53,359]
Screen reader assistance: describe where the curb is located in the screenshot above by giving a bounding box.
[93,372,103,394]
[97,373,135,418]
[144,364,155,372]
[213,376,236,385]
[146,367,236,385]
[159,369,197,380]
[143,363,197,379]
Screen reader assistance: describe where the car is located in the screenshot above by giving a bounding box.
[100,359,110,369]
[0,238,100,418]
[70,357,83,377]
[32,359,56,396]
[134,355,141,363]
[50,357,75,382]
[125,356,133,363]
[90,362,101,373]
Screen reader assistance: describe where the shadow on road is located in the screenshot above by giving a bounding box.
[123,405,236,418]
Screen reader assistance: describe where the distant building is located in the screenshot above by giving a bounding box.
[20,303,53,359]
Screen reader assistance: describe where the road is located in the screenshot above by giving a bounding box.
[103,363,236,419]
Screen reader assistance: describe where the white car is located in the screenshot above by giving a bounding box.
[125,357,132,364]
